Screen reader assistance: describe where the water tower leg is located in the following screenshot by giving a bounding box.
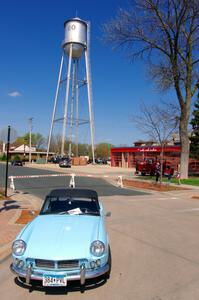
[46,54,64,162]
[75,60,79,157]
[85,50,95,164]
[61,44,73,156]
[68,60,76,158]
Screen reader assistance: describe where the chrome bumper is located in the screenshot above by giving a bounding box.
[10,263,109,285]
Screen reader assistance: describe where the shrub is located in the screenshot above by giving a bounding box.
[0,153,7,161]
[13,154,20,161]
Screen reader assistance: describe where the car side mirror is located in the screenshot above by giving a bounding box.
[105,211,111,217]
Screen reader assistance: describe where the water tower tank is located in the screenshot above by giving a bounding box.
[63,18,87,59]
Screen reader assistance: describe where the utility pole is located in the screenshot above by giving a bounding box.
[28,118,33,163]
[5,125,10,197]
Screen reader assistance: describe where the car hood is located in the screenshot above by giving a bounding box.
[19,215,102,260]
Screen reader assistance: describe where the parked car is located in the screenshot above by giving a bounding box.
[10,188,111,287]
[87,158,103,164]
[48,156,62,164]
[101,159,111,165]
[11,160,23,166]
[59,157,72,168]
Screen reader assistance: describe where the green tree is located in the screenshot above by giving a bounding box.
[190,98,199,159]
[13,154,20,161]
[23,133,45,149]
[103,0,199,178]
[0,153,6,161]
[95,143,113,159]
[13,136,27,147]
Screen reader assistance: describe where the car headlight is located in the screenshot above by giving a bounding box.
[90,240,105,257]
[12,240,26,256]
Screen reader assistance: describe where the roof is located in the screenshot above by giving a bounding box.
[11,144,36,152]
[64,18,87,27]
[111,145,181,153]
[47,188,98,201]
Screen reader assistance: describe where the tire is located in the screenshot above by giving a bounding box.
[18,276,26,284]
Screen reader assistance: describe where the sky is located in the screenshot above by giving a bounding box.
[0,0,175,147]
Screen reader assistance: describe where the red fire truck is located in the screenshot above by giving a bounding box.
[135,158,174,176]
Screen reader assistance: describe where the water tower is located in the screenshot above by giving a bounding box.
[46,18,95,162]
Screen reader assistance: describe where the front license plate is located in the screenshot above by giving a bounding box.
[43,274,67,287]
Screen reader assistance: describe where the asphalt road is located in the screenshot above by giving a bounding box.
[2,191,199,299]
[2,163,199,299]
[0,163,148,199]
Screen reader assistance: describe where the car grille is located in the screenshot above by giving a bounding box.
[35,259,79,269]
[35,259,54,269]
[58,260,79,269]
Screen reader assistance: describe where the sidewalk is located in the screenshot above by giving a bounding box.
[0,190,42,262]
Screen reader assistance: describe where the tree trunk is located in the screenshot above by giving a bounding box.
[160,144,164,184]
[179,109,190,179]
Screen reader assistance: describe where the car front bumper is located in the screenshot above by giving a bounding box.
[10,262,109,285]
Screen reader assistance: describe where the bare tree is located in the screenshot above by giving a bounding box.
[103,0,199,178]
[95,143,114,158]
[133,102,179,181]
[49,134,62,153]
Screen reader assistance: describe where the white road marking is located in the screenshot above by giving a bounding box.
[176,208,199,213]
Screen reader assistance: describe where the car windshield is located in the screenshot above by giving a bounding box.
[40,197,100,216]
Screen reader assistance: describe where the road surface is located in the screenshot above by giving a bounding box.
[0,163,148,198]
[1,164,199,299]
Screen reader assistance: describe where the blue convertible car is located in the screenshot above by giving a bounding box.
[10,189,111,287]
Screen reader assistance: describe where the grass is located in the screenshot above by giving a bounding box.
[136,176,199,186]
[174,178,199,186]
[0,189,5,199]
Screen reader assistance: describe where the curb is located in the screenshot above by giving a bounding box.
[0,191,42,263]
[0,208,22,263]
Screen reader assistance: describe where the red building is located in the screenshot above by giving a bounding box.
[111,145,199,174]
[111,145,180,167]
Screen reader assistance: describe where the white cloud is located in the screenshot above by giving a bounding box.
[8,91,21,97]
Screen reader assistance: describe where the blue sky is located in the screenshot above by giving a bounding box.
[0,0,174,146]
